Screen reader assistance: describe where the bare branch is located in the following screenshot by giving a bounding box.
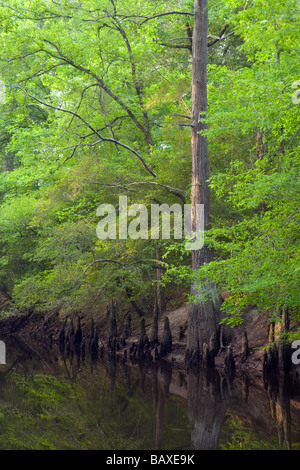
[90,180,189,195]
[127,181,189,203]
[89,180,189,203]
[207,31,235,47]
[174,113,191,119]
[140,11,194,25]
[207,25,235,47]
[160,42,192,51]
[174,123,194,128]
[217,23,230,37]
[168,37,194,41]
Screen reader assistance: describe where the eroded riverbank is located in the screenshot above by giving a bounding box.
[1,305,299,378]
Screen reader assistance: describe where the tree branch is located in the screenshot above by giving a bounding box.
[40,40,150,142]
[89,180,189,203]
[174,113,191,119]
[159,26,234,51]
[0,4,72,20]
[78,258,169,282]
[140,11,194,25]
[174,123,194,128]
[0,49,44,63]
[79,259,129,280]
[79,115,131,139]
[17,86,156,177]
[18,62,68,83]
[160,42,192,51]
[207,25,235,47]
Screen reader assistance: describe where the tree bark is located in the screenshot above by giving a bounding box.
[187,0,221,360]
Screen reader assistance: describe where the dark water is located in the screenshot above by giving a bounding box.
[0,338,300,450]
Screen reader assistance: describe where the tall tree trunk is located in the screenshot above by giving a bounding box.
[187,0,221,362]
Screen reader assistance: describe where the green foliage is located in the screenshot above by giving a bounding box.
[0,0,298,331]
[0,0,193,314]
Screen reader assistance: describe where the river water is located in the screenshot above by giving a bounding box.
[0,338,299,450]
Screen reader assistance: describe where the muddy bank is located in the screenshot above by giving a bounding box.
[0,305,299,378]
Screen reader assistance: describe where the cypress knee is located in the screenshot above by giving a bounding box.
[225,345,236,372]
[160,317,172,357]
[209,331,219,359]
[140,318,149,347]
[203,343,214,369]
[241,331,249,362]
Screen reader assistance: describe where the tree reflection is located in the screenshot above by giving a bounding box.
[265,374,292,450]
[150,362,172,450]
[188,369,227,450]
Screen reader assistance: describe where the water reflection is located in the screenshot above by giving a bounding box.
[150,362,172,450]
[187,369,298,450]
[0,338,299,450]
[188,370,227,450]
[264,374,292,450]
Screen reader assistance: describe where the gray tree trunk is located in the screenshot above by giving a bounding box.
[187,0,221,362]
